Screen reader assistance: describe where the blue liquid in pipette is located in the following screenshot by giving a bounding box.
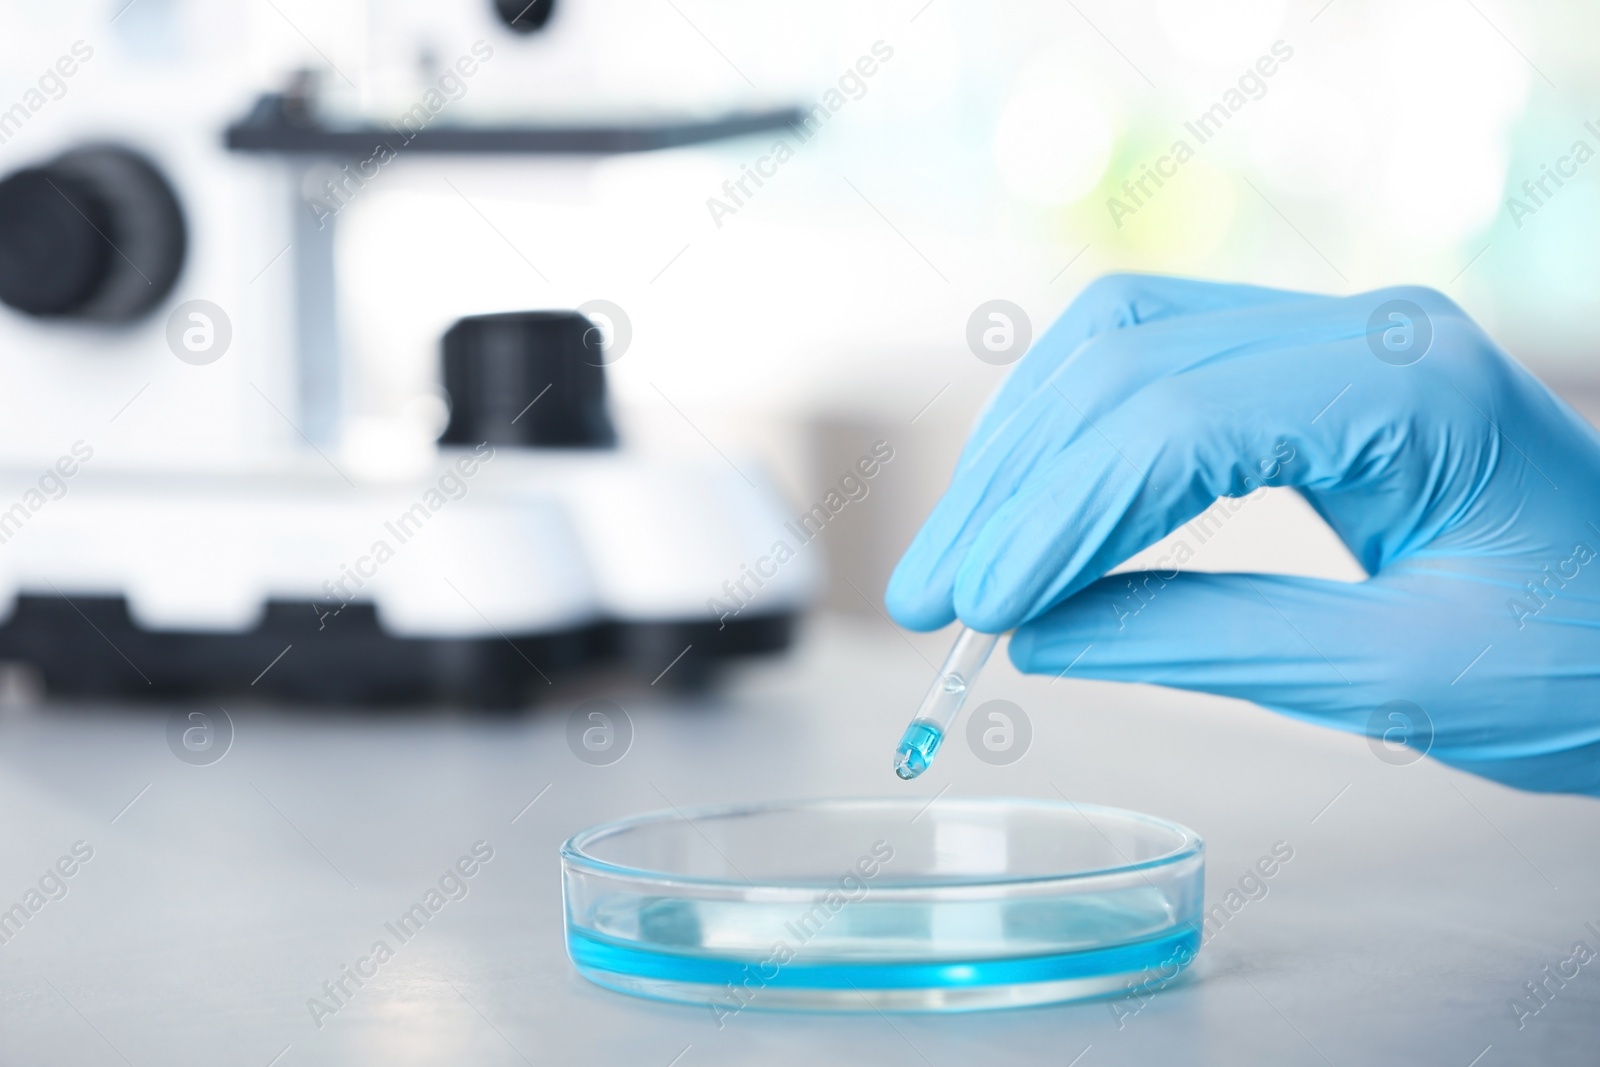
[889,662,972,780]
[893,720,944,780]
[893,629,995,781]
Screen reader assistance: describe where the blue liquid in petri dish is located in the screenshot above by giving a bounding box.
[893,720,944,780]
[562,799,1206,1012]
[569,893,1199,994]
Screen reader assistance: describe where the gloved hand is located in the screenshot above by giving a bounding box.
[887,274,1600,795]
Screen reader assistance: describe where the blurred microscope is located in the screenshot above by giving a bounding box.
[0,0,815,705]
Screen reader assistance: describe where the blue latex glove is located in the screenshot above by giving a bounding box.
[887,274,1600,795]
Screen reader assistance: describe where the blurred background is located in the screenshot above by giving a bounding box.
[0,0,1594,669]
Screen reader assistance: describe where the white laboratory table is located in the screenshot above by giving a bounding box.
[0,613,1595,1066]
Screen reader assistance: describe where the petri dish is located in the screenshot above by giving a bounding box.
[561,797,1204,1012]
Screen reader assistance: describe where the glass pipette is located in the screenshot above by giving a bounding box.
[893,626,1001,780]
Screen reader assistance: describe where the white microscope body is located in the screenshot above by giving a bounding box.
[0,1,815,703]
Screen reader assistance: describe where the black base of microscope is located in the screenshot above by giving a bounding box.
[0,595,793,708]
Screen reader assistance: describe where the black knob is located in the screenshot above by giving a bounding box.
[0,145,186,322]
[492,0,557,33]
[439,311,617,449]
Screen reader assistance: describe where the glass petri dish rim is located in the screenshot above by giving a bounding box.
[561,796,1203,894]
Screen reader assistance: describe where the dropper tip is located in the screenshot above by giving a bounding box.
[893,744,927,780]
[892,720,942,781]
